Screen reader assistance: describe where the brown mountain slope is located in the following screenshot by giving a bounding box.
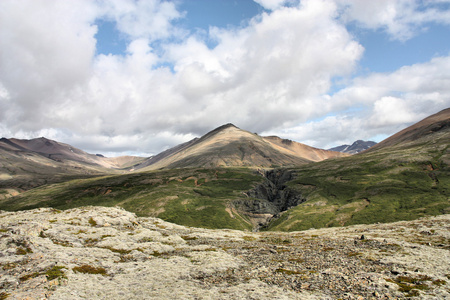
[136,124,347,170]
[365,107,450,153]
[263,136,347,162]
[2,137,145,169]
[0,137,145,196]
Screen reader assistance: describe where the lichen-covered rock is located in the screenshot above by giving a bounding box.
[0,207,449,299]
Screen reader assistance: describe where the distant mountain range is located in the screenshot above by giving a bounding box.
[0,137,145,193]
[0,137,143,169]
[0,124,347,194]
[328,140,377,154]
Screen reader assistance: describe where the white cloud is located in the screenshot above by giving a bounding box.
[99,0,184,41]
[265,56,450,148]
[370,97,417,127]
[0,0,449,156]
[165,0,363,132]
[0,0,97,130]
[337,0,450,40]
[253,0,291,10]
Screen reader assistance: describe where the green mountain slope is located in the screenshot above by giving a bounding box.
[0,168,263,230]
[266,109,450,231]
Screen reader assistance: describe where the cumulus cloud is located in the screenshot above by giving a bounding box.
[253,0,293,10]
[0,0,449,155]
[99,0,184,41]
[265,56,450,148]
[165,0,363,133]
[337,0,450,40]
[0,0,97,130]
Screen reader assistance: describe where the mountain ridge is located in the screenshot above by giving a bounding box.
[328,140,377,154]
[365,108,450,153]
[135,123,347,170]
[0,136,144,169]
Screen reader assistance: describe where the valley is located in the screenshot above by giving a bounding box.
[0,109,449,232]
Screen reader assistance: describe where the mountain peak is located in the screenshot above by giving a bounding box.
[328,140,376,154]
[214,123,238,131]
[197,123,240,141]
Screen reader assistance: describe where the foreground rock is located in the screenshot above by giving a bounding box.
[0,207,449,299]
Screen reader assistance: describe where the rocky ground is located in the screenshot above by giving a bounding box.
[0,207,449,299]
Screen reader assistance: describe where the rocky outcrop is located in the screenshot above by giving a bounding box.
[234,169,305,230]
[1,207,449,299]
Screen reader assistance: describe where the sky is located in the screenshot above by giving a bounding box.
[0,0,450,157]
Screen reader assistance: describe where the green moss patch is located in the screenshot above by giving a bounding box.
[73,264,107,276]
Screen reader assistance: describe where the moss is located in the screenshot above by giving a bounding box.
[19,272,41,282]
[152,251,164,257]
[102,246,132,254]
[88,217,97,227]
[432,279,446,286]
[84,237,99,246]
[1,262,17,270]
[138,237,154,243]
[386,275,432,296]
[73,264,107,276]
[288,257,305,263]
[46,266,67,281]
[241,236,257,241]
[181,235,198,241]
[16,247,27,255]
[266,237,292,244]
[275,268,301,275]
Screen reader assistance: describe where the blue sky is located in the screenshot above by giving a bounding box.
[0,0,450,156]
[95,1,450,75]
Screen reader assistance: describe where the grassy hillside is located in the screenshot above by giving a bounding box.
[0,168,263,230]
[1,112,448,232]
[266,129,450,231]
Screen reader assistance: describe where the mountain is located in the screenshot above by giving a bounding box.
[365,108,450,153]
[135,123,348,170]
[328,140,376,154]
[1,137,143,168]
[266,108,450,231]
[0,137,145,196]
